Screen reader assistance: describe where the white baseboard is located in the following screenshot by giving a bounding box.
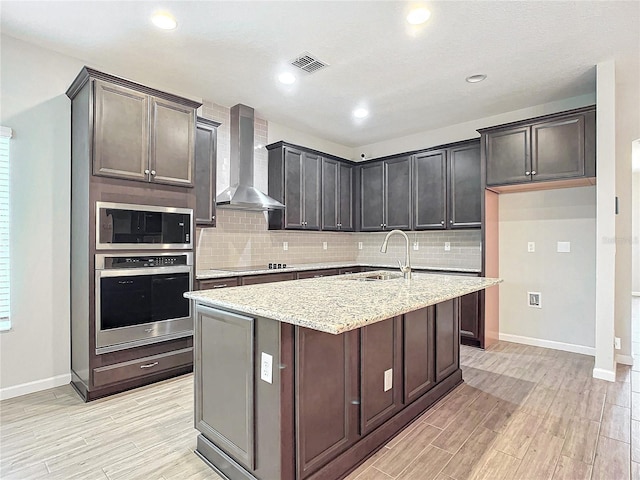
[499,333,595,357]
[593,367,616,382]
[616,354,634,366]
[0,373,71,401]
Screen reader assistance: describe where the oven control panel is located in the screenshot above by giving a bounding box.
[103,255,190,269]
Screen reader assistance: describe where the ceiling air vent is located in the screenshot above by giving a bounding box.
[290,52,329,74]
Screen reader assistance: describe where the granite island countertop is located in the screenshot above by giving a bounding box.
[196,262,481,279]
[185,271,501,334]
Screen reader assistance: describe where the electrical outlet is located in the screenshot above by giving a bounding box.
[615,337,621,350]
[413,242,419,251]
[358,242,363,250]
[283,242,288,251]
[444,242,451,251]
[528,291,542,308]
[322,241,327,250]
[260,352,273,384]
[384,369,393,392]
[528,242,535,253]
[557,241,571,253]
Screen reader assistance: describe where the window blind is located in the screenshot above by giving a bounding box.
[0,126,11,331]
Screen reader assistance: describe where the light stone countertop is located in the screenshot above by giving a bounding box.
[185,271,501,334]
[196,262,481,280]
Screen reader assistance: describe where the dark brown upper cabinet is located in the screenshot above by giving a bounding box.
[70,68,200,188]
[481,106,595,190]
[413,140,481,230]
[322,158,353,231]
[195,117,220,226]
[360,156,412,231]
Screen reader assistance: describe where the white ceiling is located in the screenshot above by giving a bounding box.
[1,1,638,147]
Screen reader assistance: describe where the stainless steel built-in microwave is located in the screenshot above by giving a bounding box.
[96,202,193,250]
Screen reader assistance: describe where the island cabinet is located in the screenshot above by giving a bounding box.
[360,156,412,231]
[195,117,220,225]
[321,158,354,231]
[193,300,462,480]
[67,68,200,187]
[481,106,596,190]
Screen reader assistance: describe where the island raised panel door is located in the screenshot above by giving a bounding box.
[485,126,531,186]
[93,80,149,182]
[321,158,339,230]
[413,150,447,230]
[360,162,385,231]
[449,142,481,228]
[195,119,218,225]
[531,115,585,182]
[384,157,412,230]
[296,328,357,479]
[435,299,460,382]
[338,163,354,231]
[403,309,435,404]
[284,148,304,229]
[150,98,195,187]
[360,317,402,435]
[459,291,480,342]
[302,153,321,230]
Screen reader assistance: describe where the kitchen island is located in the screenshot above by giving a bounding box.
[185,271,501,480]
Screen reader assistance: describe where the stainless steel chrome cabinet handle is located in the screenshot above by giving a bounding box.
[450,220,453,223]
[140,362,159,369]
[212,284,227,288]
[144,169,150,174]
[212,215,215,220]
[151,170,156,176]
[144,328,153,333]
[531,171,537,175]
[525,171,531,175]
[441,220,445,224]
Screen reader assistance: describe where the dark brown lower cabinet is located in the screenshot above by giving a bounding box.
[194,299,462,480]
[241,272,296,285]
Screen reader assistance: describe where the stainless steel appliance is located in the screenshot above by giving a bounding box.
[96,202,193,250]
[95,252,193,353]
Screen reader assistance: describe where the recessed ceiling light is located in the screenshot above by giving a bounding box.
[353,108,369,119]
[407,7,431,25]
[278,72,296,85]
[152,12,177,30]
[466,74,487,83]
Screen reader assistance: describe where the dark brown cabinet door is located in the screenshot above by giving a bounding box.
[360,317,402,435]
[413,150,447,230]
[449,142,481,228]
[485,126,531,186]
[284,148,304,229]
[321,158,339,230]
[338,163,353,231]
[296,328,357,479]
[240,272,296,285]
[360,162,385,231]
[532,116,585,181]
[384,157,412,230]
[195,119,218,225]
[459,292,480,341]
[197,277,239,290]
[93,80,149,181]
[303,153,321,230]
[150,98,195,187]
[435,299,459,382]
[403,309,435,404]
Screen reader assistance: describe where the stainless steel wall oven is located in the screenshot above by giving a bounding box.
[95,252,193,353]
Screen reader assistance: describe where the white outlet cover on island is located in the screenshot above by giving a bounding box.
[557,241,571,253]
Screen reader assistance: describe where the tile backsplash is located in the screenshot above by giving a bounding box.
[196,210,482,271]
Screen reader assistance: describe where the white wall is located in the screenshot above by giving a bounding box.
[633,140,640,294]
[0,35,85,397]
[268,121,355,160]
[498,187,596,353]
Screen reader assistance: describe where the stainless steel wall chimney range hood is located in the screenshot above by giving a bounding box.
[215,104,285,211]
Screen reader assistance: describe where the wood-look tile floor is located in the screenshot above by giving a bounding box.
[1,298,637,480]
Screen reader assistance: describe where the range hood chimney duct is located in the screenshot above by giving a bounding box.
[215,104,285,211]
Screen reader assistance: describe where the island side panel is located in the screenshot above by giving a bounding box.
[435,299,460,382]
[403,308,436,404]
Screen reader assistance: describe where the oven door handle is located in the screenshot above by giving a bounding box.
[96,265,193,277]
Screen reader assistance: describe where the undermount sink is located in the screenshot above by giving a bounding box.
[350,272,404,281]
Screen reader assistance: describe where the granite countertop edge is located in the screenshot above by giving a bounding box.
[196,262,482,279]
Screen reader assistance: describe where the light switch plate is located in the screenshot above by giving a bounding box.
[444,242,451,251]
[384,369,393,392]
[261,352,273,384]
[413,242,419,251]
[557,241,571,253]
[528,242,535,253]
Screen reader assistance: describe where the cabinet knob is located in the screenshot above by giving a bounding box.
[525,171,531,175]
[144,169,150,174]
[531,171,537,175]
[441,220,445,225]
[380,223,384,228]
[151,170,156,176]
[212,215,215,220]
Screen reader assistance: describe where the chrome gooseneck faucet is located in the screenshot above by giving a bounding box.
[380,229,412,279]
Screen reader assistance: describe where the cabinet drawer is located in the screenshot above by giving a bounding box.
[197,278,239,290]
[93,347,193,387]
[241,272,296,285]
[296,269,340,279]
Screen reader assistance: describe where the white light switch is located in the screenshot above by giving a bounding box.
[384,369,393,392]
[557,241,571,253]
[413,242,419,251]
[444,242,451,251]
[323,241,327,250]
[528,242,535,253]
[283,242,288,251]
[261,352,273,384]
